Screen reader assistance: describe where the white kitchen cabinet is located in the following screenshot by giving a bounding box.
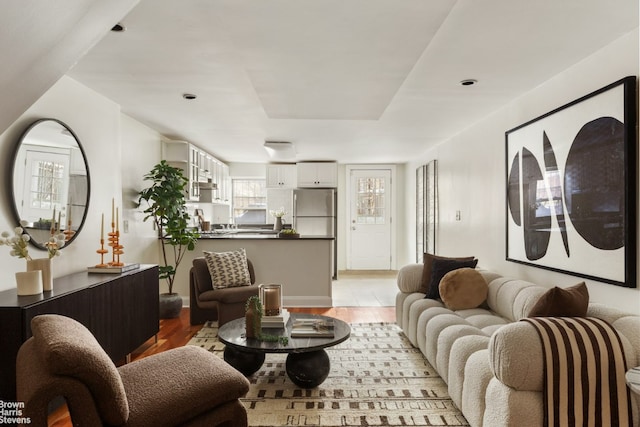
[162,140,196,200]
[162,140,230,203]
[296,162,338,188]
[266,164,297,188]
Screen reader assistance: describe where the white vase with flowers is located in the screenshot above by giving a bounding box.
[0,220,66,294]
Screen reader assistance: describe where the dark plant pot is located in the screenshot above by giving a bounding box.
[159,293,183,319]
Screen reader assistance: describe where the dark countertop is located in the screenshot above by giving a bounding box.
[198,233,333,240]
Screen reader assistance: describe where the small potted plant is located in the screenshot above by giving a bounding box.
[139,160,199,318]
[244,296,288,345]
[278,228,300,239]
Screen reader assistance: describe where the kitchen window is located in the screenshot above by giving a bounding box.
[232,179,266,224]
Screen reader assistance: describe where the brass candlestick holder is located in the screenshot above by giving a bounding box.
[95,238,109,267]
[63,219,75,241]
[107,222,125,267]
[94,208,125,268]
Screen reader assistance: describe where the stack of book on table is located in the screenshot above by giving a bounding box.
[261,309,290,329]
[290,318,335,338]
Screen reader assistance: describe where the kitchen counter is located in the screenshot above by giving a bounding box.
[198,233,333,240]
[173,237,333,308]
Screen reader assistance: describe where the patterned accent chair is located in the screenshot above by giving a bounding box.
[17,314,250,427]
[190,257,259,326]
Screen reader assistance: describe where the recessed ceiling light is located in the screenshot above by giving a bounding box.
[183,93,197,100]
[460,79,478,86]
[111,23,126,32]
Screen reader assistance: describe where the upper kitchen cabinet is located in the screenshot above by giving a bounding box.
[266,164,297,188]
[297,162,338,188]
[162,140,230,203]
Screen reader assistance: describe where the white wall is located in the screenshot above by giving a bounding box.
[402,29,640,314]
[0,76,164,291]
[119,113,164,266]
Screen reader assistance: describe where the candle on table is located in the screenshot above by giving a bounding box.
[116,207,119,232]
[101,213,104,240]
[57,211,61,233]
[111,198,115,226]
[263,285,282,316]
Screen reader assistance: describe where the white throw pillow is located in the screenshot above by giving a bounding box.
[203,248,251,289]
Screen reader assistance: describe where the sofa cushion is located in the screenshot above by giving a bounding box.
[426,258,478,300]
[439,268,488,310]
[397,263,425,293]
[204,248,252,289]
[419,253,476,294]
[528,282,589,317]
[31,314,129,425]
[118,345,250,427]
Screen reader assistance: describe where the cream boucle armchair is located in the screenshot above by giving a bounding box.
[16,314,250,427]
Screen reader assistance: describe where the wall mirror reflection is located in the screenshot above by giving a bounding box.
[10,119,90,250]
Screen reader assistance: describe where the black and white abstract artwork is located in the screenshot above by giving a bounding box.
[505,76,636,288]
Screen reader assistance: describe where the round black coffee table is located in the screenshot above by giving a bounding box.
[217,313,350,388]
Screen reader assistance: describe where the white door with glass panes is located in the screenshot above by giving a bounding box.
[20,149,70,224]
[348,169,391,269]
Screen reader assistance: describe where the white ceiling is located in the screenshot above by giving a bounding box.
[65,0,638,164]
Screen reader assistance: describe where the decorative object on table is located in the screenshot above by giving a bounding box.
[245,295,262,338]
[290,318,335,338]
[95,213,109,267]
[270,207,287,231]
[0,222,32,260]
[26,258,52,292]
[107,198,124,266]
[0,220,64,294]
[35,223,66,291]
[278,228,300,239]
[261,308,290,329]
[506,76,637,288]
[93,200,125,268]
[259,283,282,316]
[244,296,288,345]
[87,263,140,274]
[14,271,43,296]
[138,161,200,318]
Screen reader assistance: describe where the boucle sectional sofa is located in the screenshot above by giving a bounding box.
[395,262,640,427]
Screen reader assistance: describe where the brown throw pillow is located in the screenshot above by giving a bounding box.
[419,253,475,294]
[439,268,488,310]
[425,257,479,300]
[528,282,589,317]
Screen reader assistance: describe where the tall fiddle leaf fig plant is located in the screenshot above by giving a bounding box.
[139,160,199,295]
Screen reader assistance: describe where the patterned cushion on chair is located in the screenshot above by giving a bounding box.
[204,248,252,289]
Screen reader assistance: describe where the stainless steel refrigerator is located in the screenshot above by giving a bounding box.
[293,189,337,278]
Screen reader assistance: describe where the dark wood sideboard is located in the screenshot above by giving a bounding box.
[0,264,159,400]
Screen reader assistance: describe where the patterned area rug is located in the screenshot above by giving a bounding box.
[188,322,468,427]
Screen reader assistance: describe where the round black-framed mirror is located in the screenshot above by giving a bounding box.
[9,119,91,250]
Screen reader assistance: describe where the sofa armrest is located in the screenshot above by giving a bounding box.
[488,322,544,392]
[397,263,424,293]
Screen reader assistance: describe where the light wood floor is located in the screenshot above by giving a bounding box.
[49,306,396,426]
